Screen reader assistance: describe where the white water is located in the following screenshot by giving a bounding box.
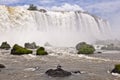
[0,5,111,47]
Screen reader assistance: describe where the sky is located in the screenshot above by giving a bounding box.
[0,0,120,38]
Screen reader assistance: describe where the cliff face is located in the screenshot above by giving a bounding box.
[0,5,111,46]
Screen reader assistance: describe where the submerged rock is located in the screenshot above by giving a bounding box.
[72,71,81,74]
[0,64,5,68]
[45,65,71,77]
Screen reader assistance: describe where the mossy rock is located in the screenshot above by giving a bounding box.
[0,42,11,50]
[36,47,48,55]
[76,42,95,55]
[76,42,86,50]
[112,64,120,74]
[11,44,32,55]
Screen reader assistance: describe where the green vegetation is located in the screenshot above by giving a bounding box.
[28,4,37,10]
[11,44,32,55]
[112,64,120,74]
[0,42,11,50]
[76,42,95,54]
[36,47,48,55]
[76,42,86,50]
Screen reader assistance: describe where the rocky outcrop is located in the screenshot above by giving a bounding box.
[0,64,5,68]
[111,64,120,74]
[24,42,38,49]
[11,44,32,55]
[45,65,71,77]
[0,42,11,50]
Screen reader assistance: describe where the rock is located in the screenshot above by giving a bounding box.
[111,64,120,74]
[36,47,48,55]
[97,51,102,54]
[24,42,38,49]
[76,42,95,55]
[0,42,11,50]
[72,71,81,74]
[45,65,71,77]
[0,64,5,68]
[76,42,86,50]
[11,44,33,55]
[39,9,47,13]
[44,42,52,47]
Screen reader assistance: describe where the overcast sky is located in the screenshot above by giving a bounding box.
[0,0,120,38]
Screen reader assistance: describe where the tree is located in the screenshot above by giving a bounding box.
[28,4,37,10]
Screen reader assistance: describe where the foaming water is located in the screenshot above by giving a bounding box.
[0,6,112,47]
[0,47,120,80]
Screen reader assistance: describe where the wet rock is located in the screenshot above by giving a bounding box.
[36,47,48,55]
[11,44,32,55]
[0,42,11,50]
[24,42,38,49]
[97,51,102,54]
[76,42,95,55]
[111,64,120,74]
[0,64,5,68]
[45,65,71,77]
[72,71,81,74]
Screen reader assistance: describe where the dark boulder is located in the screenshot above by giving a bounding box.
[0,42,11,50]
[97,51,102,54]
[0,64,5,68]
[45,65,71,77]
[24,42,38,49]
[72,71,81,74]
[111,64,120,74]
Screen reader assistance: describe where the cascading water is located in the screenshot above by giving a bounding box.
[0,5,111,47]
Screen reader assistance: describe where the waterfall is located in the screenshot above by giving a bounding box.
[0,5,111,47]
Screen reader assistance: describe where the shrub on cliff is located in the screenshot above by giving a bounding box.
[36,47,48,55]
[11,44,32,55]
[28,4,37,10]
[0,42,11,50]
[76,42,95,54]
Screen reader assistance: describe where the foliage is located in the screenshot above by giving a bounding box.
[11,44,32,55]
[28,4,37,10]
[76,42,95,54]
[112,64,120,74]
[0,42,11,50]
[76,42,86,50]
[36,47,48,55]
